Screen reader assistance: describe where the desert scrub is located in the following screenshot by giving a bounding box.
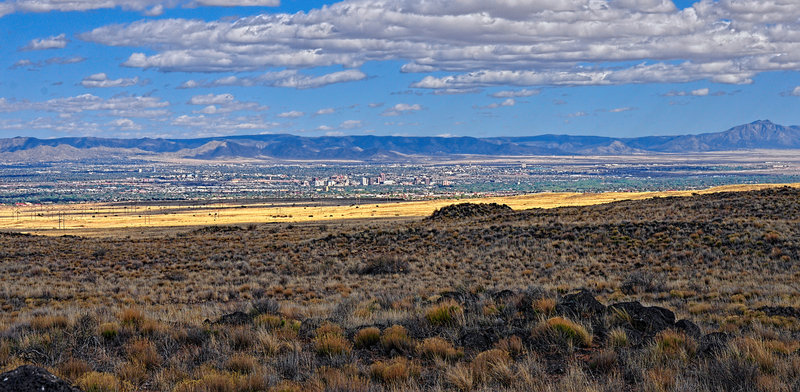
[370,357,420,385]
[651,329,696,363]
[532,316,592,348]
[418,337,463,361]
[471,348,514,386]
[316,366,370,392]
[76,371,129,392]
[380,325,415,353]
[57,358,92,382]
[445,363,474,392]
[314,322,352,356]
[225,353,258,374]
[98,322,119,339]
[119,308,145,327]
[608,327,629,349]
[354,327,381,349]
[425,300,464,327]
[125,338,162,369]
[29,314,69,331]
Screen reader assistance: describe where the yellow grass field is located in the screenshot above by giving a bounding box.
[1,182,798,237]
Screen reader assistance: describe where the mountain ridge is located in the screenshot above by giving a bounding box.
[1,120,799,162]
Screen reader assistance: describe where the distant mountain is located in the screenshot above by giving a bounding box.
[1,120,798,163]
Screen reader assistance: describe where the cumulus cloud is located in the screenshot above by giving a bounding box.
[490,89,540,98]
[172,114,278,132]
[792,86,800,96]
[0,93,169,114]
[21,33,68,51]
[480,98,516,109]
[663,87,712,96]
[177,70,366,89]
[76,0,800,88]
[1,0,280,17]
[188,93,268,114]
[315,108,335,115]
[193,0,279,6]
[81,73,139,88]
[381,103,423,116]
[609,107,636,113]
[108,118,142,131]
[277,110,304,118]
[11,56,85,69]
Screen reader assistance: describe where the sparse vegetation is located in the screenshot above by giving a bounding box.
[1,187,800,391]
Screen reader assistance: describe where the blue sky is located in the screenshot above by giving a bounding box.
[1,0,800,139]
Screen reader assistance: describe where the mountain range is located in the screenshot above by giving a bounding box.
[1,120,799,163]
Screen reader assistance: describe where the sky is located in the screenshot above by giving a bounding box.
[1,0,800,139]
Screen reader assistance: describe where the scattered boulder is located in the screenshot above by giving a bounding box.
[210,311,251,325]
[608,302,675,335]
[428,203,512,220]
[556,290,606,320]
[698,332,730,357]
[675,319,702,339]
[357,256,410,275]
[757,305,800,319]
[0,365,81,392]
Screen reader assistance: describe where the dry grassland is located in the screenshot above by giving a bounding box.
[1,182,798,237]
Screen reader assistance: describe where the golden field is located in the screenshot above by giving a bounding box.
[1,182,798,237]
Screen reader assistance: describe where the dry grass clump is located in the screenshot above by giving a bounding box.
[354,327,381,349]
[532,316,593,348]
[651,329,696,363]
[125,338,162,369]
[98,322,119,339]
[425,300,464,327]
[76,371,128,392]
[225,353,259,374]
[56,358,92,382]
[29,314,69,330]
[471,349,514,386]
[314,322,352,357]
[418,337,463,361]
[370,357,420,385]
[380,325,415,353]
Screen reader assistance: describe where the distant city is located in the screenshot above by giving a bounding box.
[3,158,800,204]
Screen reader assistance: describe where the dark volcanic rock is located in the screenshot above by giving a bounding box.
[460,328,495,352]
[557,290,606,320]
[428,203,512,220]
[675,319,702,339]
[757,305,800,319]
[608,302,675,335]
[0,365,81,392]
[699,332,730,357]
[211,311,252,325]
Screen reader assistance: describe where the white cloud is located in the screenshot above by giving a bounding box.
[108,118,142,131]
[0,94,169,114]
[566,111,588,118]
[21,33,68,51]
[193,0,279,6]
[11,56,85,69]
[490,89,540,98]
[663,87,713,97]
[172,114,278,132]
[368,103,384,108]
[481,98,516,109]
[81,73,139,88]
[339,119,362,129]
[77,0,800,88]
[188,93,267,113]
[1,0,280,17]
[609,107,636,113]
[277,110,304,118]
[176,69,366,89]
[792,86,800,96]
[315,108,335,115]
[189,93,234,105]
[381,103,423,116]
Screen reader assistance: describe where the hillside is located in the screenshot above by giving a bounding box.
[1,187,799,391]
[2,120,799,162]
